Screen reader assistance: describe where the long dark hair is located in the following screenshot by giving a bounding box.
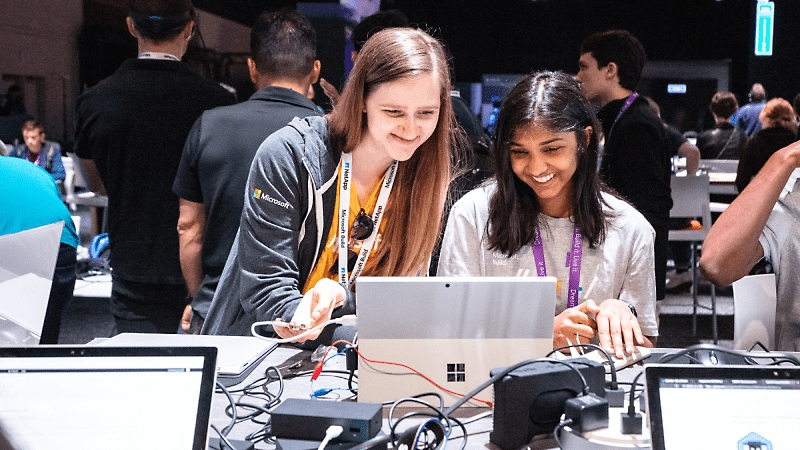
[488,70,611,256]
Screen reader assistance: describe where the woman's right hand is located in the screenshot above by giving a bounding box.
[273,278,346,341]
[552,301,598,352]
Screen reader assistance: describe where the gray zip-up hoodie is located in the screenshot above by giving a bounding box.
[202,116,356,336]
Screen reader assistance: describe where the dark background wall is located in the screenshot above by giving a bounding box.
[194,0,800,115]
[396,0,800,100]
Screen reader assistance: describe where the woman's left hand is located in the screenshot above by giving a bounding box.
[589,299,645,359]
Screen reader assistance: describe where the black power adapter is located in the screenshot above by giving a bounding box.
[563,393,609,433]
[271,398,382,443]
[490,359,606,449]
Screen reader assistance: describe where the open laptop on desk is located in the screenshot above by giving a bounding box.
[0,346,217,450]
[356,276,556,406]
[645,364,800,450]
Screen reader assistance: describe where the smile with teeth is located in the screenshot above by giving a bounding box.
[532,173,555,183]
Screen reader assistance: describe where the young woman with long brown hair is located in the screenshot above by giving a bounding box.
[202,28,460,343]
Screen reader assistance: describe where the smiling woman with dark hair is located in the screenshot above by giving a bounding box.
[438,71,657,358]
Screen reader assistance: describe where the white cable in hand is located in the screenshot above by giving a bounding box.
[250,315,358,343]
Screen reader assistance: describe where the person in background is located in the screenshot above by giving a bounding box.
[734,83,767,138]
[697,91,748,160]
[438,71,657,358]
[9,120,66,182]
[73,0,234,335]
[641,97,700,293]
[644,96,700,174]
[576,29,671,302]
[701,140,800,351]
[736,98,798,193]
[319,9,408,106]
[173,8,322,333]
[0,85,26,116]
[202,28,465,344]
[0,157,78,344]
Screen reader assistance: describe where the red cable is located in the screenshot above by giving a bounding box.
[311,339,355,381]
[354,347,493,407]
[311,340,493,407]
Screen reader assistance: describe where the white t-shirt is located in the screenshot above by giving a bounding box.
[758,175,800,351]
[438,183,659,336]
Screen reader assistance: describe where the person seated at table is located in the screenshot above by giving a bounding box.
[643,96,700,174]
[736,98,798,192]
[9,119,66,182]
[697,91,748,160]
[202,28,464,343]
[437,71,657,358]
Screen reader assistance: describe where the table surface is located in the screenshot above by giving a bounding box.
[208,344,659,450]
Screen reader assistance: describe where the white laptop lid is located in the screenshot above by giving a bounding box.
[0,222,62,345]
[0,346,217,450]
[645,364,800,450]
[356,276,556,406]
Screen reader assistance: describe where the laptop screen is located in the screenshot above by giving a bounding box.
[645,364,800,450]
[0,346,217,450]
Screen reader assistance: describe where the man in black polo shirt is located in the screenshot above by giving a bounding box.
[172,9,322,332]
[73,0,234,334]
[576,30,672,301]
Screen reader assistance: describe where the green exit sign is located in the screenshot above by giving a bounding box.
[755,1,774,56]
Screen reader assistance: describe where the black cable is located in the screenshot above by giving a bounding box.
[748,341,770,352]
[211,424,237,450]
[348,369,357,393]
[215,381,237,435]
[553,418,573,449]
[548,343,619,389]
[444,357,591,417]
[385,395,466,450]
[656,343,800,366]
[625,344,800,420]
[627,371,645,418]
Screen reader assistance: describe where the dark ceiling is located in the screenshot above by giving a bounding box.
[188,0,799,102]
[193,0,335,27]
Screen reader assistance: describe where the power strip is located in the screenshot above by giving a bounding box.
[554,346,651,373]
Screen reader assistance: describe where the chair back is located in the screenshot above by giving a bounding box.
[669,175,712,243]
[732,274,777,351]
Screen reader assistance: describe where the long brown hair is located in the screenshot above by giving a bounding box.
[328,28,459,276]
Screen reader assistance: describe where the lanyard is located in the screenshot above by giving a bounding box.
[532,225,583,308]
[337,152,397,290]
[138,52,180,61]
[607,92,639,139]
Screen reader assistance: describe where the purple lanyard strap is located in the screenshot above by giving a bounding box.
[607,92,639,139]
[532,225,583,308]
